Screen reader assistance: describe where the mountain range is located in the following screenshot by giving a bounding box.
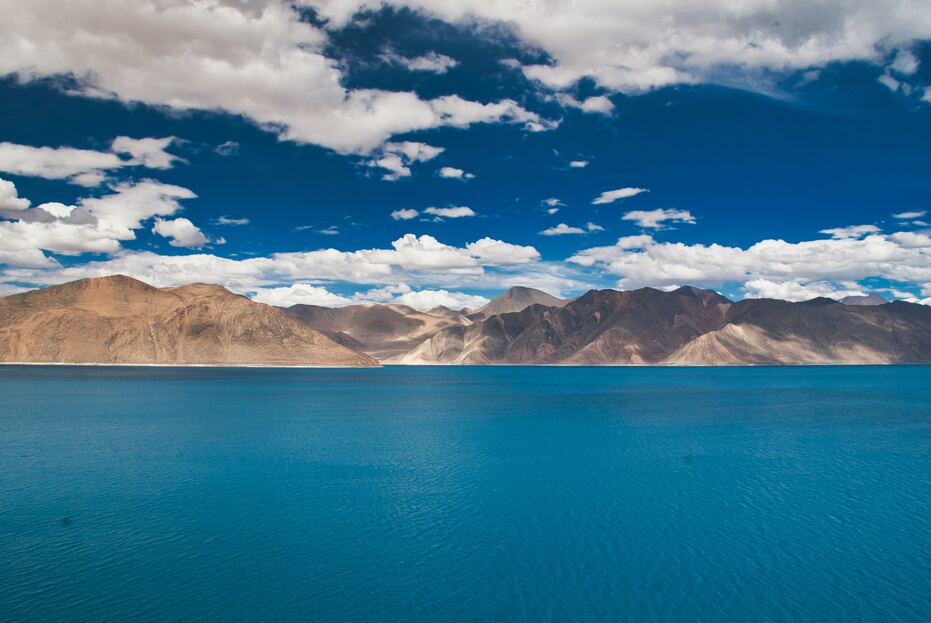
[2,275,930,366]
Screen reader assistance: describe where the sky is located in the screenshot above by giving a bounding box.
[1,0,931,310]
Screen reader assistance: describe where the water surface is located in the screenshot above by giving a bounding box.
[1,365,929,621]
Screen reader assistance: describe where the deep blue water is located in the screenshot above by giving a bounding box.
[1,365,929,622]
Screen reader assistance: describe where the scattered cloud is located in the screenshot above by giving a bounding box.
[592,187,649,204]
[569,160,589,168]
[586,222,605,232]
[318,226,340,235]
[555,94,614,114]
[743,278,865,301]
[151,217,209,248]
[424,206,476,219]
[622,208,695,229]
[893,210,926,220]
[215,141,240,156]
[0,137,178,187]
[819,224,881,239]
[391,209,420,221]
[437,166,475,180]
[392,288,489,311]
[540,223,587,236]
[214,216,250,226]
[367,141,444,181]
[382,51,459,74]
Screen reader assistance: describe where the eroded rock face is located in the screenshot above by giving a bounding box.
[0,275,378,367]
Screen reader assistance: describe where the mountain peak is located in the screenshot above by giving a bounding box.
[473,286,567,318]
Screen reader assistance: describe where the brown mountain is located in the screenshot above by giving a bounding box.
[283,302,472,360]
[396,287,931,365]
[469,286,567,320]
[840,293,888,306]
[0,276,377,366]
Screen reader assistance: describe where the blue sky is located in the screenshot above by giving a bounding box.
[1,1,930,309]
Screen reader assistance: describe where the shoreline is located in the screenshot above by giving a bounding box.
[2,361,926,369]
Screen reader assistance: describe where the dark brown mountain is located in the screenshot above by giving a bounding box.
[840,293,888,306]
[0,276,377,366]
[396,286,931,365]
[284,302,472,360]
[469,286,567,320]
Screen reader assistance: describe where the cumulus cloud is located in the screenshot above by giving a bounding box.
[251,283,354,307]
[569,160,589,168]
[0,179,200,265]
[622,208,695,229]
[151,217,210,248]
[743,278,865,301]
[569,228,931,297]
[592,187,649,204]
[0,178,30,212]
[314,0,931,94]
[424,206,476,219]
[0,1,554,155]
[392,288,489,311]
[437,166,475,180]
[465,238,540,265]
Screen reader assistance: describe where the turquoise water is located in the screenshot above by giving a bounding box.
[1,365,929,622]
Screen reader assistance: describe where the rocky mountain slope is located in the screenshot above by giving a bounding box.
[469,286,567,319]
[0,276,377,366]
[283,302,473,360]
[391,287,931,365]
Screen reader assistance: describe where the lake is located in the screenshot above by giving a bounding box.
[1,365,929,621]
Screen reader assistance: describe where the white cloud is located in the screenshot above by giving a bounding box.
[569,160,589,168]
[367,141,444,180]
[382,51,459,74]
[0,178,30,212]
[555,93,614,114]
[890,50,920,75]
[215,216,250,226]
[424,206,476,218]
[569,228,931,296]
[251,283,354,307]
[622,208,695,229]
[392,289,489,311]
[0,1,554,155]
[315,1,931,94]
[318,226,340,235]
[465,238,540,265]
[0,137,178,186]
[586,222,605,232]
[743,278,864,301]
[878,73,902,92]
[0,179,200,264]
[893,210,926,220]
[543,197,564,207]
[437,166,475,180]
[547,208,560,215]
[540,223,587,236]
[592,187,649,204]
[151,217,209,248]
[819,224,880,239]
[391,208,420,220]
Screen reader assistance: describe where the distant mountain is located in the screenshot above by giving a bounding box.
[470,286,567,319]
[284,302,472,360]
[5,277,931,366]
[394,286,931,365]
[0,276,377,367]
[840,294,888,306]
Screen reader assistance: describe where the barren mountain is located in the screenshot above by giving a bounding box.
[840,294,888,306]
[469,286,567,320]
[395,287,931,365]
[284,302,472,360]
[0,276,377,366]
